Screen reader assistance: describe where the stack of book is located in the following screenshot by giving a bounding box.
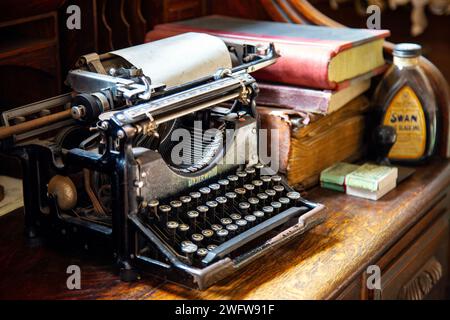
[146,16,390,189]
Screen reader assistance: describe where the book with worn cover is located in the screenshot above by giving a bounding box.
[258,96,369,188]
[320,162,360,192]
[146,15,390,90]
[257,78,371,114]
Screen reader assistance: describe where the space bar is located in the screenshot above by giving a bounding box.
[202,206,308,265]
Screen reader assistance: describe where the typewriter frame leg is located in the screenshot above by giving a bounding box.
[18,147,44,240]
[112,135,140,282]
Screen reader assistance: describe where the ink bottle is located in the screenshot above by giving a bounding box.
[373,43,437,163]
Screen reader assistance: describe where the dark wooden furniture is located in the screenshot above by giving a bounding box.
[0,159,448,300]
[0,2,63,109]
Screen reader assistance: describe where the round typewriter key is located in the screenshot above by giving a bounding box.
[166,221,179,242]
[248,197,259,211]
[271,201,282,214]
[170,200,182,219]
[245,167,256,180]
[227,175,238,188]
[207,244,218,251]
[271,175,282,186]
[181,241,197,251]
[257,192,268,206]
[238,202,250,215]
[261,175,272,188]
[218,179,229,192]
[148,199,159,220]
[236,219,248,229]
[234,188,246,201]
[226,223,238,236]
[189,191,201,206]
[262,206,274,217]
[186,211,198,231]
[287,191,301,205]
[206,200,218,214]
[244,184,255,196]
[215,196,227,217]
[229,213,241,221]
[209,183,220,196]
[178,223,190,238]
[166,220,179,228]
[197,205,209,224]
[181,241,198,262]
[265,189,276,202]
[286,191,301,199]
[191,233,204,244]
[253,210,265,221]
[279,197,290,209]
[199,187,211,201]
[211,224,223,231]
[236,170,247,184]
[225,192,237,207]
[180,195,191,205]
[216,229,229,242]
[201,229,214,240]
[196,248,208,258]
[159,205,171,224]
[254,162,264,175]
[244,214,257,225]
[220,217,232,226]
[273,185,285,197]
[252,179,263,193]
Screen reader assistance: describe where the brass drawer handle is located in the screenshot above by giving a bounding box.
[398,257,443,300]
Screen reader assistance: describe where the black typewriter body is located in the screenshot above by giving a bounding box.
[0,33,325,289]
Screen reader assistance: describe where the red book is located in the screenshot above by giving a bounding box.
[257,75,377,114]
[146,15,390,90]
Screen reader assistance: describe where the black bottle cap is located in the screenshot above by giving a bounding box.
[393,43,422,58]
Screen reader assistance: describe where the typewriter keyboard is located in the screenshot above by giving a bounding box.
[145,164,312,267]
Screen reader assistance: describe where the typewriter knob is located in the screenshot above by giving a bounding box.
[47,175,77,211]
[71,93,107,122]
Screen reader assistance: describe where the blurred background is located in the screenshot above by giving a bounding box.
[0,0,448,109]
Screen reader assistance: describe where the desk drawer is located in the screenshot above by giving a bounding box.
[375,197,449,300]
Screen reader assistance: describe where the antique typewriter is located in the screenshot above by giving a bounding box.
[0,33,325,289]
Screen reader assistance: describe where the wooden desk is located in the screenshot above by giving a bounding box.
[0,160,449,300]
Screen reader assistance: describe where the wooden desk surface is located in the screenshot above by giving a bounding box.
[0,160,449,300]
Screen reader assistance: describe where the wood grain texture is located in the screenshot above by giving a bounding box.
[0,159,449,299]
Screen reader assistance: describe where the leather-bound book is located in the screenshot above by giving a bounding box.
[146,15,390,90]
[258,96,370,189]
[257,78,371,114]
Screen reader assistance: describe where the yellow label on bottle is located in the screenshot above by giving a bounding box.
[383,86,426,159]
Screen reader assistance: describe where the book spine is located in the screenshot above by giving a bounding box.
[257,83,332,113]
[146,28,336,90]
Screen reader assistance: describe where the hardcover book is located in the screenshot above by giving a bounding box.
[146,15,390,90]
[258,96,369,188]
[257,78,371,114]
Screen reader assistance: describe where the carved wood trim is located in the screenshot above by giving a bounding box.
[398,256,443,300]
